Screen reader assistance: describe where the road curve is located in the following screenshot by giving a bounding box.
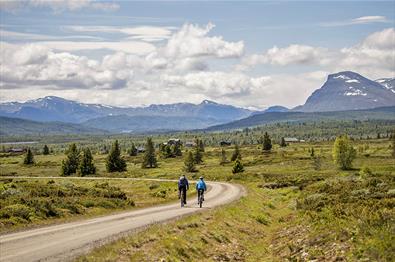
[0,177,245,262]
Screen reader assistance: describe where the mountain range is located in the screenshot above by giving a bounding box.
[0,71,394,134]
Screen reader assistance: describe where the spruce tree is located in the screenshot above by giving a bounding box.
[128,143,138,156]
[231,144,241,161]
[79,148,96,176]
[142,138,157,168]
[43,145,50,155]
[332,135,356,170]
[61,143,80,176]
[193,144,203,164]
[263,132,272,151]
[198,139,205,152]
[280,137,287,147]
[106,140,127,172]
[172,143,182,156]
[23,148,34,165]
[184,151,196,172]
[220,148,227,165]
[232,156,244,174]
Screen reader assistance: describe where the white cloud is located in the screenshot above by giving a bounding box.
[162,23,244,59]
[322,15,390,27]
[68,25,174,42]
[0,0,119,13]
[351,16,388,24]
[238,44,329,70]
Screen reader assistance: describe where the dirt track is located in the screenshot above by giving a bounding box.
[0,177,245,262]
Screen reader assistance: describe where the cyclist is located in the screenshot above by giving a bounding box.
[178,175,189,205]
[196,176,207,204]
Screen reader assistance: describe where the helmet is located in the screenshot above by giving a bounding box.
[199,176,204,179]
[180,176,184,180]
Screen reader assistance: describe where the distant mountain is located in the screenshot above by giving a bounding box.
[0,116,107,136]
[205,106,395,131]
[82,114,219,133]
[295,71,395,112]
[0,97,252,126]
[375,78,395,93]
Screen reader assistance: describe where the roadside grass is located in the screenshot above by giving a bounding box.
[0,178,179,234]
[75,139,394,261]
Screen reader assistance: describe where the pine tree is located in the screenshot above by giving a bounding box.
[232,157,244,174]
[263,132,272,151]
[128,143,138,156]
[198,139,205,152]
[172,143,182,156]
[332,135,357,170]
[79,148,96,176]
[231,144,241,161]
[43,145,50,155]
[184,151,196,172]
[193,144,203,164]
[23,148,34,165]
[106,140,127,172]
[61,143,80,176]
[280,137,287,147]
[142,138,157,168]
[220,148,227,165]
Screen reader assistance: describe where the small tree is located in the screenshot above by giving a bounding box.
[128,143,138,156]
[231,144,241,161]
[184,151,197,172]
[220,148,227,165]
[193,144,203,164]
[312,156,321,171]
[23,148,34,165]
[79,148,96,176]
[61,143,80,176]
[172,143,182,157]
[106,140,127,172]
[198,139,205,152]
[263,132,272,151]
[142,138,157,168]
[332,135,357,170]
[232,157,244,174]
[280,137,287,147]
[43,145,50,155]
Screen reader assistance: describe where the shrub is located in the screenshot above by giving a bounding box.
[332,135,357,170]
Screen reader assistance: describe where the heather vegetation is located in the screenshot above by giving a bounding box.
[0,121,394,260]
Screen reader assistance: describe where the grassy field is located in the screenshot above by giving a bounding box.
[70,138,392,261]
[0,177,179,234]
[1,137,394,260]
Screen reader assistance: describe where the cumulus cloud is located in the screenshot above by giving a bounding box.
[237,28,395,79]
[162,23,244,59]
[0,43,133,90]
[0,0,119,13]
[238,44,329,70]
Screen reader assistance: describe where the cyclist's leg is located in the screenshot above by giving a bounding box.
[183,187,187,204]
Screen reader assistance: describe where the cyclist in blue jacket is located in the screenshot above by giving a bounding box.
[196,176,207,203]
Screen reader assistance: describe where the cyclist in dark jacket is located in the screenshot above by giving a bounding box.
[196,176,207,203]
[178,175,189,205]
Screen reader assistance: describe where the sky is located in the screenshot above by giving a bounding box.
[0,0,394,109]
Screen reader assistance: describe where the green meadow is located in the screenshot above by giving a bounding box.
[1,132,394,260]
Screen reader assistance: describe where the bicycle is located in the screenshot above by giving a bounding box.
[180,190,185,208]
[198,189,204,208]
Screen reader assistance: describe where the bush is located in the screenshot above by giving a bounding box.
[332,135,356,170]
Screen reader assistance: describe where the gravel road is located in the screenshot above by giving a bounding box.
[0,177,245,262]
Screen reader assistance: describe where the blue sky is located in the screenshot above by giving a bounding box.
[1,1,394,109]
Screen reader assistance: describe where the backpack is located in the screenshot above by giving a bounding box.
[179,178,187,187]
